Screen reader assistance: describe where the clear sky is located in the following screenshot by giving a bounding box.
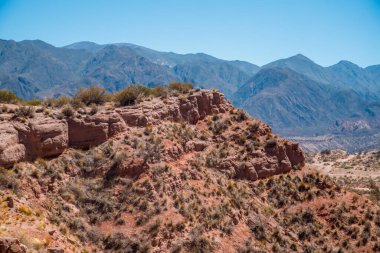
[0,0,379,67]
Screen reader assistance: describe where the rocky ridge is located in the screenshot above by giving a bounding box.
[1,89,380,253]
[0,89,304,182]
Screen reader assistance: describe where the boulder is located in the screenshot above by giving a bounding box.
[16,118,68,160]
[285,142,305,169]
[0,123,26,167]
[184,140,208,152]
[0,237,27,253]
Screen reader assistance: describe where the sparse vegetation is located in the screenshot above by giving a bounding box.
[0,89,19,103]
[168,82,193,93]
[74,85,108,106]
[114,84,151,106]
[15,105,35,118]
[61,104,74,117]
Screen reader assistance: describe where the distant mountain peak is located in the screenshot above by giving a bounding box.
[333,60,361,69]
[291,53,311,61]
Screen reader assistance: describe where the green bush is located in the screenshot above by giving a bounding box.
[114,84,151,106]
[0,90,19,103]
[168,82,193,93]
[74,86,107,106]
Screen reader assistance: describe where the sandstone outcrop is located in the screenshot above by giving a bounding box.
[0,90,231,167]
[179,90,230,124]
[0,89,305,182]
[68,111,126,149]
[15,118,68,160]
[0,123,26,167]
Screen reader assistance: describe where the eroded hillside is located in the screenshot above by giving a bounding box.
[1,88,380,253]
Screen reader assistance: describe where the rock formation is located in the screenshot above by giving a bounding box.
[0,89,305,182]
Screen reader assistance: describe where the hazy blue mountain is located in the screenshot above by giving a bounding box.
[79,45,179,92]
[1,39,380,151]
[66,41,260,94]
[263,54,380,99]
[234,67,380,137]
[0,39,91,98]
[0,40,260,99]
[262,54,332,84]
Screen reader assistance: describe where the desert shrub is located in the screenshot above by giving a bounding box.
[103,233,131,250]
[24,99,42,106]
[247,218,266,240]
[61,104,74,117]
[0,89,19,103]
[74,85,107,106]
[0,167,19,193]
[15,106,35,118]
[186,229,214,253]
[114,84,151,106]
[168,82,193,93]
[151,85,169,98]
[18,205,32,215]
[248,122,260,132]
[321,149,331,155]
[211,119,230,134]
[265,138,277,148]
[55,96,71,107]
[232,109,248,122]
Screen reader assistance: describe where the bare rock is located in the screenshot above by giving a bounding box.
[284,141,305,169]
[236,162,259,181]
[106,157,148,179]
[184,140,208,152]
[67,117,107,149]
[47,248,64,253]
[179,90,231,124]
[0,123,26,167]
[16,118,68,160]
[0,237,27,253]
[5,196,14,208]
[68,111,126,149]
[116,97,181,127]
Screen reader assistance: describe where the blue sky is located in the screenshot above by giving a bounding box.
[0,0,379,67]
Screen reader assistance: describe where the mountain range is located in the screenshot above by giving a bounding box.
[0,39,379,151]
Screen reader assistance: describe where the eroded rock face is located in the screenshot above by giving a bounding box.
[0,237,27,253]
[0,90,304,177]
[68,111,126,149]
[16,118,68,160]
[214,139,304,181]
[179,91,230,124]
[0,123,26,167]
[116,97,181,127]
